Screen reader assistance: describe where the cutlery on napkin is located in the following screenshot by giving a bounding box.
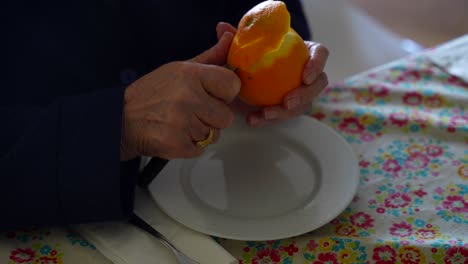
[426,34,468,83]
[75,187,237,264]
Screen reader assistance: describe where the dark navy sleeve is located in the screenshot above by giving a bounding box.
[0,1,141,230]
[285,0,312,40]
[0,87,139,230]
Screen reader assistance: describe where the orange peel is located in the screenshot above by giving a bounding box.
[227,0,309,106]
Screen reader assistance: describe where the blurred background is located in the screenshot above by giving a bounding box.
[351,0,468,47]
[300,0,468,83]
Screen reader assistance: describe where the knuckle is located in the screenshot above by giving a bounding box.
[166,61,187,74]
[174,61,198,77]
[216,68,241,101]
[159,102,181,122]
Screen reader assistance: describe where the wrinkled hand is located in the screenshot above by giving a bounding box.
[217,22,329,127]
[120,32,240,161]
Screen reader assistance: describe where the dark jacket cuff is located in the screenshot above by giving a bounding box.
[57,87,138,224]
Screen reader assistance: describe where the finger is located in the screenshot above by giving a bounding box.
[186,116,221,145]
[196,64,241,103]
[247,103,311,128]
[210,128,221,144]
[143,125,204,160]
[196,127,221,145]
[186,114,211,142]
[229,97,260,116]
[216,22,237,40]
[303,42,330,85]
[190,31,234,66]
[263,103,311,121]
[284,72,328,110]
[142,92,232,133]
[195,93,234,129]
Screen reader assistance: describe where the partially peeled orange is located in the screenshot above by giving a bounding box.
[227,0,309,107]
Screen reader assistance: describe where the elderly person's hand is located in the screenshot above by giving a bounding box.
[120,32,240,161]
[217,22,329,127]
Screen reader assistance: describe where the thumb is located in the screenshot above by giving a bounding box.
[216,22,237,40]
[190,31,234,65]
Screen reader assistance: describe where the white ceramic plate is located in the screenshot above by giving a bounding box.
[148,115,359,241]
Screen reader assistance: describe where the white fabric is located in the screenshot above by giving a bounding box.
[426,34,468,82]
[75,188,237,264]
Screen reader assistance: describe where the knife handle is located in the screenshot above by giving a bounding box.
[138,158,168,188]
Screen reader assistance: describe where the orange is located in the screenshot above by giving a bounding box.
[227,0,309,107]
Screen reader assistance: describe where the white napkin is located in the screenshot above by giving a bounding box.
[426,34,468,83]
[75,188,237,264]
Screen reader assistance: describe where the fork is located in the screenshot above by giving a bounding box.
[129,213,200,264]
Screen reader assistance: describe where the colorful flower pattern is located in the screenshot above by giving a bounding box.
[239,239,300,264]
[373,243,429,264]
[455,152,468,180]
[372,244,397,264]
[350,83,391,106]
[368,182,427,216]
[385,218,455,246]
[433,183,468,224]
[8,244,63,264]
[302,238,367,264]
[326,108,387,144]
[4,228,51,243]
[329,208,376,237]
[397,246,426,264]
[432,246,468,264]
[359,137,455,183]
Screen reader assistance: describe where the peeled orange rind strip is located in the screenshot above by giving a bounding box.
[227,0,291,71]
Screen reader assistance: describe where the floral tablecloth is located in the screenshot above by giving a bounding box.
[2,37,467,264]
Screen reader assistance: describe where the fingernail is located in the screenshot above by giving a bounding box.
[287,97,301,110]
[218,32,227,42]
[264,109,278,120]
[220,31,233,41]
